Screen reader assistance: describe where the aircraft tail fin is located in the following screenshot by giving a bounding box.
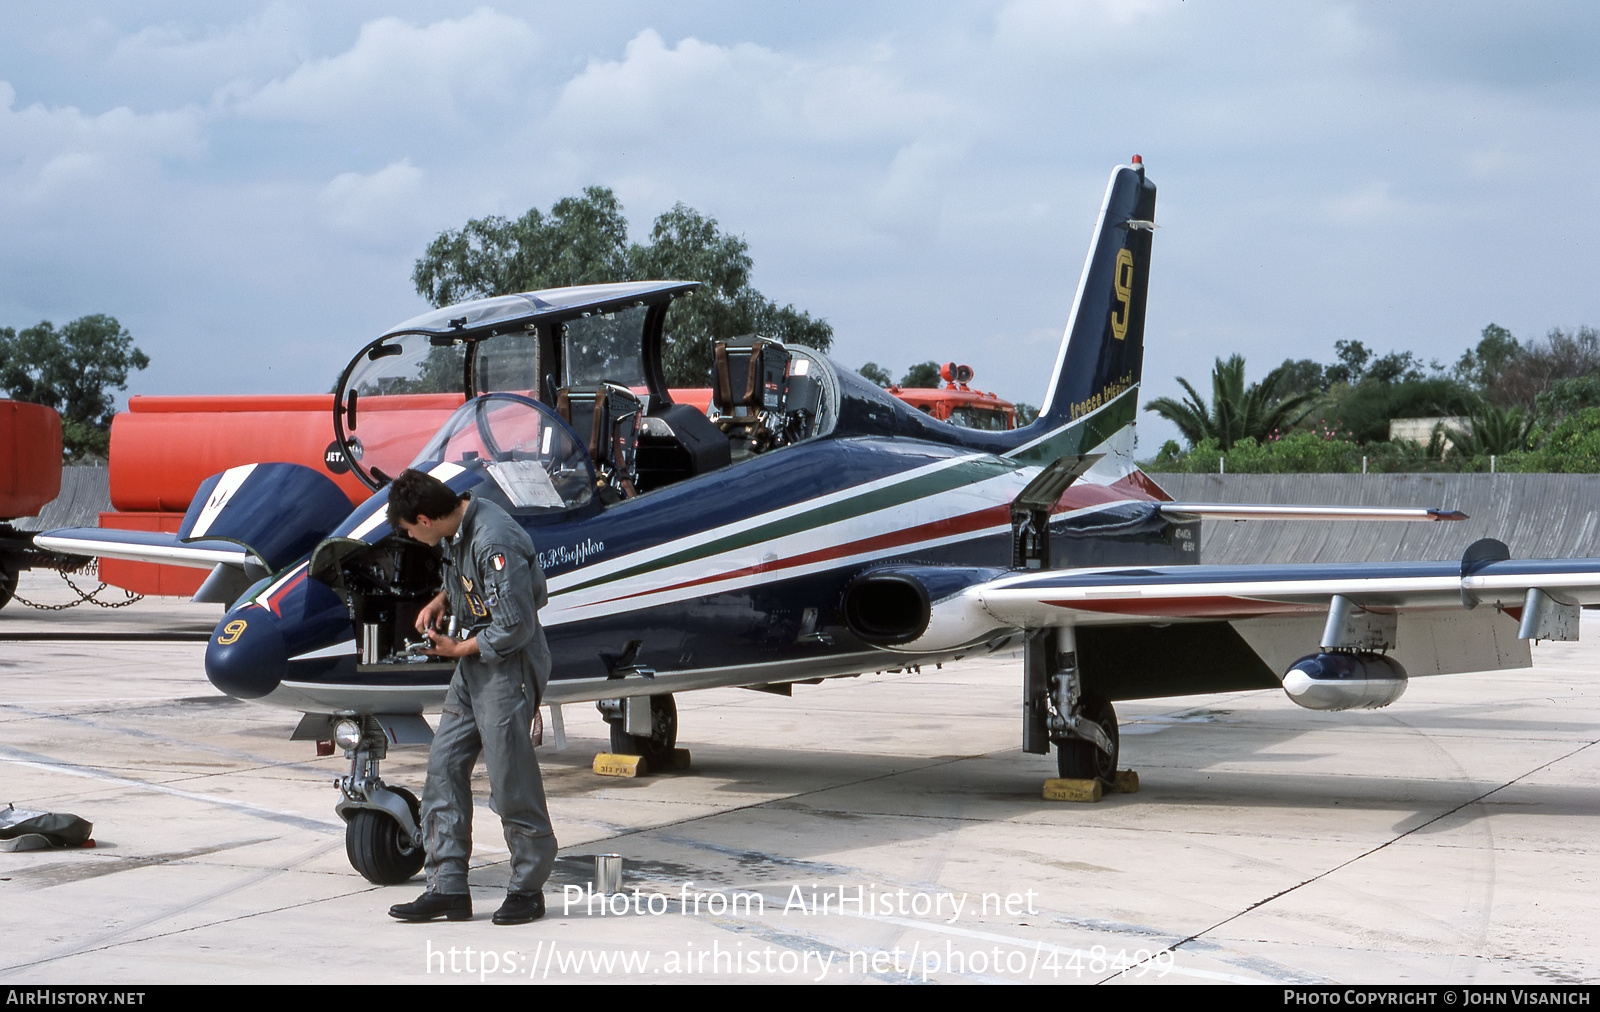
[1029,160,1156,434]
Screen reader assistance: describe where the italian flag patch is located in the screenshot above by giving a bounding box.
[492,554,506,571]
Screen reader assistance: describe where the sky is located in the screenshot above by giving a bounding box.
[4,1,1598,452]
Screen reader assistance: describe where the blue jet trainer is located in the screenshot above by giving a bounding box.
[41,161,1600,884]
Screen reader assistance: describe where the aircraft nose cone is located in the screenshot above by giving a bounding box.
[205,608,288,700]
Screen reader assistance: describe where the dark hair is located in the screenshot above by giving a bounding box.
[386,469,464,527]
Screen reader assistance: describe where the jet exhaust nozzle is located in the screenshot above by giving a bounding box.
[1282,651,1408,711]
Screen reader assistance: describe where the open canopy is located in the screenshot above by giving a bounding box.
[333,281,697,490]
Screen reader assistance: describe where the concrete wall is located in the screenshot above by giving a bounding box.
[1153,473,1600,564]
[11,465,112,532]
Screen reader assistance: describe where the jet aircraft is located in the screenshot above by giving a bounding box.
[40,160,1600,885]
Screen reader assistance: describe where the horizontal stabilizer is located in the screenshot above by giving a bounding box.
[33,528,255,570]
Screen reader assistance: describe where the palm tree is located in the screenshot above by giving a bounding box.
[1443,402,1534,459]
[1145,354,1317,450]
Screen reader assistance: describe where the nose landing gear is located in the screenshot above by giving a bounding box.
[332,716,426,885]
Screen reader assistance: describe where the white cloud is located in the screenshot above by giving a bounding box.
[866,138,967,242]
[109,3,311,96]
[552,29,950,146]
[320,158,427,246]
[992,0,1178,60]
[235,8,539,125]
[0,81,204,203]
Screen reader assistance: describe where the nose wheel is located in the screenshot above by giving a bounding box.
[346,786,425,885]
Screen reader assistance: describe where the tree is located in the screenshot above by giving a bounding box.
[1305,376,1474,444]
[898,361,941,388]
[0,315,148,459]
[1535,374,1600,422]
[1274,358,1328,399]
[1453,323,1522,393]
[1516,407,1600,473]
[1491,326,1600,408]
[413,188,832,387]
[857,362,893,387]
[628,203,832,385]
[1444,402,1536,463]
[412,187,631,306]
[1144,354,1316,450]
[1323,339,1372,386]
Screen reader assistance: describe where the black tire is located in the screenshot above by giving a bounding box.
[1056,695,1118,783]
[607,694,677,768]
[345,786,424,885]
[0,568,16,612]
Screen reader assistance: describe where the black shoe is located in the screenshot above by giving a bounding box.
[389,891,472,922]
[494,891,545,925]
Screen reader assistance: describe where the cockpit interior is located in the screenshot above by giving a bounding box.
[331,282,840,514]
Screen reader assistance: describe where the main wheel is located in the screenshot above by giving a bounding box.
[607,694,677,768]
[1055,695,1118,783]
[0,569,16,612]
[345,786,424,885]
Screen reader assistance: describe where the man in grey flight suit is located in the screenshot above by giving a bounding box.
[385,468,558,925]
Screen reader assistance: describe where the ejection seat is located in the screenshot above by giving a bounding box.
[555,383,644,503]
[712,338,791,456]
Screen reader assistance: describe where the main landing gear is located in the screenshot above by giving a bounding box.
[1054,694,1119,781]
[329,716,426,885]
[1023,628,1120,782]
[597,693,678,768]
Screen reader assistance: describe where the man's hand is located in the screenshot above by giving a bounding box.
[422,629,478,659]
[415,593,448,635]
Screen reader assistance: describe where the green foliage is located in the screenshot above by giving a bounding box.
[1014,402,1040,426]
[1452,323,1521,391]
[1145,429,1457,475]
[898,361,941,388]
[1320,339,1429,386]
[413,188,832,387]
[1144,354,1316,450]
[1303,376,1475,443]
[412,187,631,305]
[1535,374,1600,421]
[857,361,892,387]
[1510,407,1600,473]
[1148,322,1600,474]
[1443,402,1535,463]
[1146,429,1357,474]
[1274,358,1327,399]
[0,314,148,459]
[1452,323,1600,408]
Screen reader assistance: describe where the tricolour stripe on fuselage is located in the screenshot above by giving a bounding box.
[544,412,1151,626]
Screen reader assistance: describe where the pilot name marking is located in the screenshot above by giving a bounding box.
[538,538,604,570]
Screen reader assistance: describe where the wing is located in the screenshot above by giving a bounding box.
[861,539,1598,705]
[974,554,1600,629]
